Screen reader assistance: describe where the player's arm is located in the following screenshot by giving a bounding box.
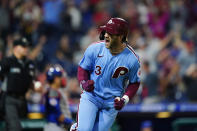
[77,44,96,92]
[58,114,73,125]
[114,82,140,110]
[77,66,94,92]
[114,60,141,110]
[124,82,140,102]
[0,58,10,80]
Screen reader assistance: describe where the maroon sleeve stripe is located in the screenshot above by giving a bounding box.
[125,82,140,100]
[77,66,90,82]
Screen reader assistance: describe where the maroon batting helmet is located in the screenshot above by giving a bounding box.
[99,18,129,36]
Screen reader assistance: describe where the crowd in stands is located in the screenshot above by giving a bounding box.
[0,0,196,108]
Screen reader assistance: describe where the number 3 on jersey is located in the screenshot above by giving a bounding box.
[95,66,102,75]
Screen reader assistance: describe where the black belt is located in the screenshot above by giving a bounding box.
[7,92,25,99]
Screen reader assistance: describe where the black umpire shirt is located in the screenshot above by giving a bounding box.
[0,55,35,95]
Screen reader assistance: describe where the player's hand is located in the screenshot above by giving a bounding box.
[80,80,95,92]
[64,118,73,125]
[114,97,126,110]
[63,118,73,130]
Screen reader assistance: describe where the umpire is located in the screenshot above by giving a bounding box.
[0,37,35,131]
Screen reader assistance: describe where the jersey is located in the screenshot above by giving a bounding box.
[79,41,140,99]
[0,55,35,94]
[45,88,71,125]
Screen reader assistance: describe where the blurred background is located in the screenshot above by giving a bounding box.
[0,0,197,131]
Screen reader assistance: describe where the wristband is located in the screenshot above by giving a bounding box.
[122,95,129,105]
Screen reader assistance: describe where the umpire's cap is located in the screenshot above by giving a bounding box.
[99,18,129,36]
[13,37,30,47]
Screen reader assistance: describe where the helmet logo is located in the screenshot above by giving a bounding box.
[108,19,114,24]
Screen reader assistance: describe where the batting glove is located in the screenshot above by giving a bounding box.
[80,80,95,92]
[114,95,129,110]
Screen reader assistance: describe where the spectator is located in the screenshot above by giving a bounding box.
[42,0,64,36]
[58,34,73,62]
[177,41,196,76]
[66,1,81,31]
[26,81,44,105]
[0,0,10,37]
[142,61,159,104]
[183,64,197,102]
[67,78,81,104]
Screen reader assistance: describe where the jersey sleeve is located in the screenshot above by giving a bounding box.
[79,44,95,71]
[129,60,140,83]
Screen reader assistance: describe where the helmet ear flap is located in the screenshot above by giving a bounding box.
[122,36,127,43]
[99,30,105,40]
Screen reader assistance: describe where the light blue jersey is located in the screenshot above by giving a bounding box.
[79,41,140,99]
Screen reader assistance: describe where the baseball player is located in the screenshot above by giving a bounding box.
[71,18,140,131]
[44,66,73,131]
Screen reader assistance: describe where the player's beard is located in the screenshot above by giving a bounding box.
[105,38,116,49]
[105,33,121,49]
[105,38,119,49]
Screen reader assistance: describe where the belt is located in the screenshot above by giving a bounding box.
[7,92,25,100]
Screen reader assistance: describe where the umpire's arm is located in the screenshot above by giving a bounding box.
[0,58,10,81]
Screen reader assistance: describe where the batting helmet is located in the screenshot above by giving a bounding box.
[46,67,62,83]
[99,18,129,36]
